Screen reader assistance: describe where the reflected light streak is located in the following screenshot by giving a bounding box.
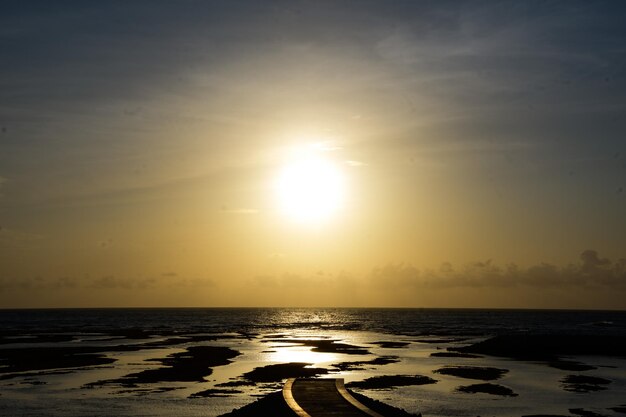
[266,344,340,365]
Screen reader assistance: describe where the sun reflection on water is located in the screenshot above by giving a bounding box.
[266,342,341,366]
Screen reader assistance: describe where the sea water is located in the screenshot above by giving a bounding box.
[1,308,625,417]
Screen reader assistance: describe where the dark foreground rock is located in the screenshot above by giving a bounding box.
[430,352,482,359]
[548,360,596,371]
[189,388,243,398]
[216,391,295,417]
[0,348,115,379]
[371,341,411,348]
[0,333,237,380]
[242,362,329,382]
[86,346,240,387]
[521,414,570,417]
[216,389,421,417]
[433,366,508,381]
[457,383,518,396]
[331,355,399,371]
[453,335,626,360]
[569,408,609,417]
[560,375,611,393]
[350,390,421,417]
[346,375,437,389]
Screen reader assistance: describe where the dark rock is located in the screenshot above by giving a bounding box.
[331,356,399,371]
[521,415,570,417]
[86,346,240,387]
[569,408,609,417]
[430,352,482,359]
[453,335,626,360]
[217,391,302,417]
[561,375,611,393]
[371,341,411,348]
[346,375,437,390]
[350,390,421,416]
[216,380,256,387]
[243,363,329,382]
[548,360,596,371]
[189,388,243,398]
[217,389,420,417]
[457,383,518,397]
[433,366,508,381]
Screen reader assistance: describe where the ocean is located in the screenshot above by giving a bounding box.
[1,308,625,417]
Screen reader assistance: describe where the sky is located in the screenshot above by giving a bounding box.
[1,0,625,309]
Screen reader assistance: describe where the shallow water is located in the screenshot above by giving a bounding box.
[1,308,625,417]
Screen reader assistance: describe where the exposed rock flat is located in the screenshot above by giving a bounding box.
[433,366,508,381]
[457,383,518,396]
[346,374,437,389]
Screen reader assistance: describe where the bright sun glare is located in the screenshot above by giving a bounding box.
[275,145,346,223]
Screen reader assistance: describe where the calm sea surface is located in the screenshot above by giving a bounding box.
[2,307,625,336]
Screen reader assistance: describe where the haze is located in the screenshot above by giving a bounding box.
[1,1,625,309]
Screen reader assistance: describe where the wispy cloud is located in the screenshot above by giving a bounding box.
[245,250,626,293]
[0,273,217,291]
[89,275,157,290]
[0,276,78,291]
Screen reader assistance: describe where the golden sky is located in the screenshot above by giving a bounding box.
[1,1,625,308]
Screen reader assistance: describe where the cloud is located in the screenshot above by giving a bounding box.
[369,250,626,290]
[89,275,157,290]
[250,270,356,290]
[168,277,216,288]
[0,277,35,291]
[0,276,78,291]
[0,273,216,292]
[98,238,113,248]
[49,276,79,289]
[88,274,215,289]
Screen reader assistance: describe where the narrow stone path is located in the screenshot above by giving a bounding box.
[283,378,385,417]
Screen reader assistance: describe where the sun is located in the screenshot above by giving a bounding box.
[275,148,346,223]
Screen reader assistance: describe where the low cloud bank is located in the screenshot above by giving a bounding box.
[2,250,624,296]
[370,250,626,289]
[0,274,215,291]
